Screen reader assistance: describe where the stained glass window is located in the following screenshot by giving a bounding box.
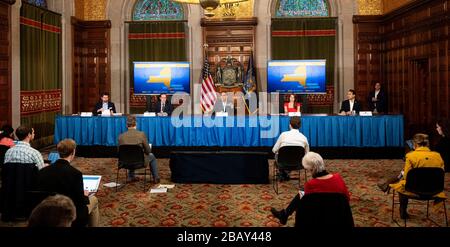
[24,0,48,9]
[276,0,329,17]
[133,0,184,21]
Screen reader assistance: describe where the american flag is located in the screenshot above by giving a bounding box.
[200,57,217,113]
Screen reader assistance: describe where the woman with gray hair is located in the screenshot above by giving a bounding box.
[271,152,350,225]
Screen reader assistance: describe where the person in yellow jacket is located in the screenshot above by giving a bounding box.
[389,133,445,219]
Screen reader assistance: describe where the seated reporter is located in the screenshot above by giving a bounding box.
[37,139,99,227]
[28,194,76,227]
[389,133,445,219]
[118,116,160,183]
[270,152,350,225]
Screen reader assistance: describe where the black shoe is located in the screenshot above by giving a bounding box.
[377,183,390,193]
[271,207,288,225]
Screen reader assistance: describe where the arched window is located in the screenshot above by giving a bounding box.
[133,0,184,21]
[276,0,329,17]
[24,0,47,9]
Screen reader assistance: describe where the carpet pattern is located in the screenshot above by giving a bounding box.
[1,158,449,227]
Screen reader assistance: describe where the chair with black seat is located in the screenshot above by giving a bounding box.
[116,145,150,192]
[391,167,448,227]
[273,146,306,194]
[295,193,354,228]
[26,190,57,214]
[0,162,39,221]
[0,144,9,166]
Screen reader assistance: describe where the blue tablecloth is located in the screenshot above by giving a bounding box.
[54,115,404,147]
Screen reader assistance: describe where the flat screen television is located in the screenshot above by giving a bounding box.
[133,62,190,95]
[267,60,326,94]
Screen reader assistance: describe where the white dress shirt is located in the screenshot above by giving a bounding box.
[349,99,355,112]
[374,90,380,99]
[272,129,310,154]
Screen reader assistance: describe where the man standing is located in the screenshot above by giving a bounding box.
[272,117,310,181]
[153,94,173,116]
[37,139,99,227]
[367,82,387,114]
[93,92,116,116]
[118,116,160,184]
[4,126,46,170]
[339,89,361,115]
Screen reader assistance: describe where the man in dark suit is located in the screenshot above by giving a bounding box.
[214,92,234,114]
[367,82,387,114]
[92,92,116,116]
[36,139,99,227]
[118,116,160,183]
[339,89,361,115]
[152,94,173,116]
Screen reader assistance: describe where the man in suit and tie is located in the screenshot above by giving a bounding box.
[93,92,116,116]
[367,82,388,114]
[118,116,160,184]
[339,89,361,115]
[153,94,173,116]
[214,92,234,114]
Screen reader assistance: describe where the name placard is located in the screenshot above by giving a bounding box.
[80,112,93,117]
[288,112,301,117]
[359,111,373,116]
[113,113,123,116]
[216,112,229,117]
[144,112,156,117]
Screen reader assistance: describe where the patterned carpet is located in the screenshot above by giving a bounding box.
[1,157,449,227]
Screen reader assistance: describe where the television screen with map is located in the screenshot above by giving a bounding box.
[133,62,190,95]
[267,60,326,94]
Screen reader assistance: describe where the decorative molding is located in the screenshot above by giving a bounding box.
[357,0,383,15]
[211,0,254,18]
[21,89,62,116]
[75,0,107,21]
[71,16,111,29]
[201,17,257,27]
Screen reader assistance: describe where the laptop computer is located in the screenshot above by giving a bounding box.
[82,175,102,195]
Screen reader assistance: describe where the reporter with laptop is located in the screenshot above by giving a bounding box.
[36,139,99,227]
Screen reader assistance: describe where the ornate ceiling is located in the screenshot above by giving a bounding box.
[73,0,414,20]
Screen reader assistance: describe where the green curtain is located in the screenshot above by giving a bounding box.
[271,18,336,113]
[128,21,187,114]
[20,3,62,148]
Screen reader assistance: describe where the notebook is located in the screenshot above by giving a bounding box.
[82,175,102,195]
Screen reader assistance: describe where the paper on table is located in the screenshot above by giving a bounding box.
[150,187,167,193]
[158,184,175,189]
[103,182,121,188]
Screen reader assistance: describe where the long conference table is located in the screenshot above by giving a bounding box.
[54,115,404,148]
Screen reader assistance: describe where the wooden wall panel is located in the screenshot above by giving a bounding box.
[354,0,450,138]
[353,16,382,111]
[71,17,111,113]
[201,18,257,91]
[0,1,12,127]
